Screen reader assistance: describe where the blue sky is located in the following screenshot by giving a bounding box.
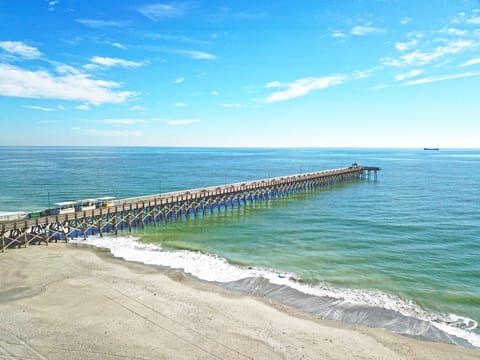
[0,0,479,147]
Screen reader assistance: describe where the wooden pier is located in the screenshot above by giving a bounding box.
[1,165,379,252]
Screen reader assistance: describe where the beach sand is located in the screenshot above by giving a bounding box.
[0,244,478,360]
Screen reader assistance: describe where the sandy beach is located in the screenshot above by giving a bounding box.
[0,244,478,360]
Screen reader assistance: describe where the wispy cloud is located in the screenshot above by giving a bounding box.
[400,17,411,25]
[403,72,480,86]
[351,25,385,36]
[395,69,423,81]
[85,56,144,69]
[151,34,190,42]
[395,39,418,52]
[173,77,184,84]
[85,129,143,137]
[75,19,125,28]
[403,40,472,66]
[384,40,473,68]
[76,104,90,111]
[332,31,347,38]
[22,105,55,112]
[129,105,147,111]
[98,119,146,125]
[163,118,200,126]
[264,81,281,88]
[210,91,220,96]
[353,68,377,79]
[138,3,188,21]
[460,58,480,67]
[264,75,346,103]
[147,33,210,46]
[467,16,480,24]
[438,27,467,36]
[48,0,59,11]
[450,12,480,25]
[0,41,41,59]
[221,103,247,108]
[174,102,187,107]
[0,64,136,105]
[174,50,216,60]
[141,46,216,60]
[110,42,126,50]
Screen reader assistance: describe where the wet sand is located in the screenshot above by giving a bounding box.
[0,244,478,360]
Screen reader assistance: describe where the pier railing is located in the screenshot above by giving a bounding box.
[1,165,379,252]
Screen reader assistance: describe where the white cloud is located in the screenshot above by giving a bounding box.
[0,41,41,59]
[351,26,384,36]
[400,17,411,25]
[75,19,125,28]
[85,56,143,69]
[98,119,146,125]
[384,40,473,68]
[76,104,90,110]
[174,102,187,107]
[48,0,59,11]
[173,77,184,84]
[175,50,216,60]
[111,42,126,50]
[403,40,472,65]
[55,64,82,75]
[129,105,147,111]
[221,103,247,108]
[210,91,220,96]
[264,75,346,103]
[85,129,143,137]
[395,69,423,81]
[22,105,55,112]
[460,58,480,67]
[403,72,480,86]
[264,81,281,88]
[395,39,418,52]
[354,68,376,79]
[332,31,347,38]
[441,28,467,36]
[138,3,187,21]
[164,118,200,126]
[0,64,135,105]
[381,58,402,67]
[467,16,480,24]
[401,50,435,65]
[151,33,192,42]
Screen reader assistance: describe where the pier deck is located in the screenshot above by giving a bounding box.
[1,165,379,252]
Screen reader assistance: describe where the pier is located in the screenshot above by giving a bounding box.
[1,165,379,252]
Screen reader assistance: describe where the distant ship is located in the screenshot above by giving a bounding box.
[424,148,439,151]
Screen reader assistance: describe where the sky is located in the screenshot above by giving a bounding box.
[0,0,479,148]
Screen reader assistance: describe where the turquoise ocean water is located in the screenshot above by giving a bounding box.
[1,147,479,346]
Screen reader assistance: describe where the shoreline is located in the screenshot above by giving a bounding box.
[0,244,479,359]
[70,234,480,348]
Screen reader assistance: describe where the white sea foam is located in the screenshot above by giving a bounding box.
[71,235,480,348]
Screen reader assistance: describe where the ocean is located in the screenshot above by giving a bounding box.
[1,146,479,347]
